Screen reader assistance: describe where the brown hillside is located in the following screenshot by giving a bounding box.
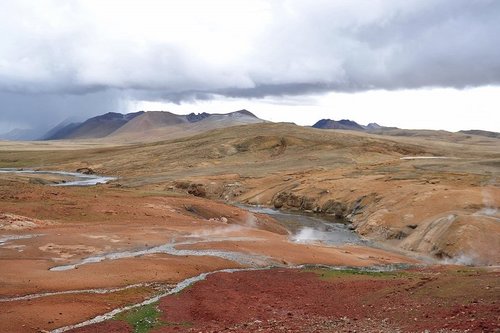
[108,110,265,142]
[110,111,188,136]
[2,122,498,264]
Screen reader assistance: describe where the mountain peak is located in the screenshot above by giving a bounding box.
[233,109,257,117]
[186,112,210,123]
[365,122,382,130]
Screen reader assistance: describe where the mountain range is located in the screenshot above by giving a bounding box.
[311,118,500,140]
[42,109,263,142]
[1,111,498,142]
[312,119,389,131]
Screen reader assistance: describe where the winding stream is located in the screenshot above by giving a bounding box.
[49,237,275,272]
[0,168,116,186]
[0,282,171,303]
[0,234,43,246]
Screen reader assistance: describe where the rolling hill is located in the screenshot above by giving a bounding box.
[459,129,500,138]
[9,121,499,265]
[312,118,365,131]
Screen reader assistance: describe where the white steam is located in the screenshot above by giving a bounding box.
[244,212,257,227]
[189,225,246,238]
[474,184,499,220]
[442,253,478,266]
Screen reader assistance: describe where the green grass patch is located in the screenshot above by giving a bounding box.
[453,268,485,275]
[115,302,191,333]
[306,268,408,280]
[115,303,163,333]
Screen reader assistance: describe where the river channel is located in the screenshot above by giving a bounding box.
[0,168,116,186]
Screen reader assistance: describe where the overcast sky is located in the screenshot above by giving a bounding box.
[1,0,499,135]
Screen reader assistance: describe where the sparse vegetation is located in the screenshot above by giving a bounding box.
[307,267,408,280]
[114,302,190,333]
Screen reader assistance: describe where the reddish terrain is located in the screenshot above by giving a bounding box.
[0,179,415,332]
[72,266,499,333]
[0,123,498,332]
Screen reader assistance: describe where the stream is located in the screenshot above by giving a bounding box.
[0,168,116,186]
[49,237,275,272]
[241,204,367,246]
[0,282,171,303]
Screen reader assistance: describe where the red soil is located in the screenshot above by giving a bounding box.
[1,179,495,332]
[152,267,499,333]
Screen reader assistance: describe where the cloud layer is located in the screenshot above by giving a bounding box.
[0,0,499,131]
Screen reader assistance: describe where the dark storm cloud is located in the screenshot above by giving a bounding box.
[217,83,334,99]
[148,83,333,102]
[0,0,499,132]
[344,0,500,90]
[0,90,125,135]
[247,0,500,95]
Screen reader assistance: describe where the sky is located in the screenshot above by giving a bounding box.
[1,0,499,137]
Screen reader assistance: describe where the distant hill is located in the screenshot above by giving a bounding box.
[110,111,188,136]
[312,119,400,133]
[364,123,383,130]
[44,111,144,140]
[0,128,45,141]
[40,118,81,140]
[42,109,264,141]
[311,118,458,143]
[459,130,500,139]
[186,112,210,122]
[108,109,264,142]
[312,119,365,131]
